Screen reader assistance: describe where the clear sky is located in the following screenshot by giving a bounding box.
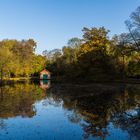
[0,0,140,54]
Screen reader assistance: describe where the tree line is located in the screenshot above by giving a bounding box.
[0,39,46,80]
[0,6,140,82]
[43,6,140,82]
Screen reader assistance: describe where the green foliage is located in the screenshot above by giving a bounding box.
[0,39,46,80]
[127,61,140,77]
[43,6,140,81]
[44,25,140,81]
[0,46,13,80]
[1,6,140,81]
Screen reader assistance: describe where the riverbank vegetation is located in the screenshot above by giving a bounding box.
[0,39,46,81]
[43,6,140,82]
[0,6,140,82]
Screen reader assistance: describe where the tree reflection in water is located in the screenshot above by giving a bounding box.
[0,119,6,130]
[0,83,46,119]
[0,82,140,139]
[47,83,140,139]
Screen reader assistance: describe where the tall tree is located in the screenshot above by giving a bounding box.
[0,47,12,81]
[125,6,140,51]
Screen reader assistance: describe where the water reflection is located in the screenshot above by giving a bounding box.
[40,80,51,90]
[47,83,140,139]
[0,82,140,140]
[0,83,46,118]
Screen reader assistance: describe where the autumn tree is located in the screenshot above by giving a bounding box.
[0,39,45,79]
[0,47,12,81]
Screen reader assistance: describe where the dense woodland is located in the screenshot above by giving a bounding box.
[43,6,140,81]
[0,39,46,80]
[0,6,140,81]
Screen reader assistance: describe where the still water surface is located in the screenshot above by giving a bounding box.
[0,81,140,140]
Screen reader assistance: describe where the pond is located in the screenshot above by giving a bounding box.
[0,81,140,140]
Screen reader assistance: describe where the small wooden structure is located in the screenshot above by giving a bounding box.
[40,69,51,80]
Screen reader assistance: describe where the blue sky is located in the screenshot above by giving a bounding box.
[0,0,139,54]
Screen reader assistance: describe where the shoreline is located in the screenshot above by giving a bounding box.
[0,77,140,85]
